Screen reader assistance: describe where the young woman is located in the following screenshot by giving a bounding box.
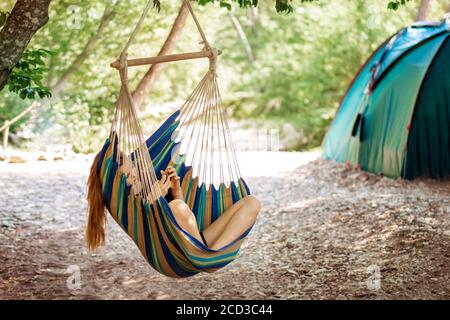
[86,152,261,251]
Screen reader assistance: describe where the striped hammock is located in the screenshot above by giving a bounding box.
[98,110,251,277]
[96,1,255,277]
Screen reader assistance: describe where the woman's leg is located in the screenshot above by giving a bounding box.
[203,195,261,249]
[169,196,261,249]
[169,199,203,244]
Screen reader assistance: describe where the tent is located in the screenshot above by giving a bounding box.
[323,18,450,180]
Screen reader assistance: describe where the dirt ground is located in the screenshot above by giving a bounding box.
[0,154,449,300]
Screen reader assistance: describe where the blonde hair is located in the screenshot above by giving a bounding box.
[86,152,107,251]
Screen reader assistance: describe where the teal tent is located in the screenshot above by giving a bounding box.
[323,18,450,180]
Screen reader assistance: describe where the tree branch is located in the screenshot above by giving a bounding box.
[416,0,432,21]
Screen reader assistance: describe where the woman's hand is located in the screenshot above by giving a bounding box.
[166,166,183,200]
[144,166,183,203]
[158,171,172,197]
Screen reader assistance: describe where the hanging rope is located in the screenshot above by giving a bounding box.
[183,0,211,50]
[175,56,242,187]
[109,0,166,202]
[110,57,162,202]
[120,0,155,59]
[121,0,211,58]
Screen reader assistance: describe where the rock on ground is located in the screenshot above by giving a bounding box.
[0,155,449,299]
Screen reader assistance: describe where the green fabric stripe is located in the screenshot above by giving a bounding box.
[145,202,162,273]
[133,197,138,243]
[117,174,124,223]
[186,249,240,263]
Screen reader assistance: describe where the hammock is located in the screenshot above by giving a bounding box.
[96,0,253,278]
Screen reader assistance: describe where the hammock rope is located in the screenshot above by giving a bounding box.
[112,0,242,197]
[109,58,161,202]
[175,67,242,187]
[184,0,211,50]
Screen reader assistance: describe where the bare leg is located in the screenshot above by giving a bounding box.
[169,196,261,249]
[169,199,203,244]
[201,196,251,245]
[204,195,261,249]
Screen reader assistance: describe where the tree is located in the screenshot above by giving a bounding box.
[0,0,415,97]
[416,0,432,21]
[0,0,52,91]
[227,11,254,62]
[132,1,190,109]
[0,0,425,152]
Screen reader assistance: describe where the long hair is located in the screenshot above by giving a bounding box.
[86,152,107,251]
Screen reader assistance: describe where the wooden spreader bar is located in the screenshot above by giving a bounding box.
[110,49,221,69]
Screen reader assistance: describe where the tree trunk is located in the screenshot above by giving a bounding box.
[51,0,122,97]
[228,11,254,62]
[416,0,432,21]
[132,1,189,110]
[0,0,52,91]
[248,6,259,36]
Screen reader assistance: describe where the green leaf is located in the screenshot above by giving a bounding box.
[19,90,27,100]
[220,1,232,10]
[6,48,53,100]
[387,0,411,10]
[0,11,8,28]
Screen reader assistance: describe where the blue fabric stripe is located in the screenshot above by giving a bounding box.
[149,136,174,164]
[104,161,118,207]
[97,138,110,174]
[231,181,239,203]
[240,178,251,195]
[211,185,219,224]
[145,110,180,148]
[120,177,129,231]
[140,200,156,271]
[153,141,177,179]
[111,133,118,164]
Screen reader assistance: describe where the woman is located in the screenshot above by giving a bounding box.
[86,152,261,251]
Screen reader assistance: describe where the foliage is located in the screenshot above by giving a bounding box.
[1,6,51,101]
[388,0,412,11]
[0,91,28,130]
[198,0,413,13]
[214,0,421,149]
[7,49,52,100]
[0,10,8,27]
[21,0,185,152]
[0,0,446,152]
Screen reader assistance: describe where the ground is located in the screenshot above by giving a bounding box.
[0,152,449,300]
